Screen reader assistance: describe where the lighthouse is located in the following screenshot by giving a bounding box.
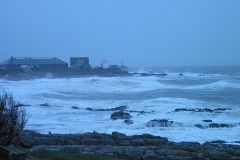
[101,59,108,69]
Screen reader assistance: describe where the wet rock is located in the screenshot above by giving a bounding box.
[208,150,228,159]
[110,111,131,120]
[146,119,173,127]
[174,108,195,112]
[140,73,149,76]
[112,131,127,139]
[158,73,167,76]
[197,108,213,112]
[215,108,232,111]
[209,140,226,144]
[16,130,240,160]
[124,119,133,125]
[175,108,188,112]
[40,103,50,106]
[209,123,219,128]
[86,105,127,111]
[124,147,144,160]
[220,124,229,128]
[14,103,31,107]
[72,106,79,109]
[195,124,204,129]
[174,108,231,113]
[140,73,167,77]
[202,119,212,122]
[82,139,99,145]
[142,150,159,160]
[209,123,231,128]
[112,105,127,111]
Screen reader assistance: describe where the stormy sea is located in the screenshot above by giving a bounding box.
[1,66,240,144]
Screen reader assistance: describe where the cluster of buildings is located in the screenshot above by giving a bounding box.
[0,57,125,71]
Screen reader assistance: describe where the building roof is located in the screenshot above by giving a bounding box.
[70,57,89,64]
[0,57,68,65]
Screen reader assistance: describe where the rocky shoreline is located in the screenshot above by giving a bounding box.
[17,130,240,160]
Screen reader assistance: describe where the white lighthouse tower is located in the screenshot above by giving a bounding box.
[101,59,108,69]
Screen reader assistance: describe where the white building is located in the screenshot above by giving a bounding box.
[101,59,108,69]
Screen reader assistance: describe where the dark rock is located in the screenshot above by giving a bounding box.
[155,148,173,156]
[113,105,127,111]
[195,124,204,128]
[171,150,191,157]
[86,105,127,111]
[14,103,31,107]
[158,73,167,76]
[175,108,187,112]
[72,106,79,109]
[197,108,213,112]
[146,119,173,127]
[145,138,168,146]
[179,73,183,76]
[209,140,226,143]
[124,119,133,125]
[82,139,99,145]
[131,139,145,146]
[19,138,35,148]
[104,139,116,145]
[124,147,144,160]
[174,107,229,113]
[40,103,50,106]
[142,150,159,160]
[220,124,229,128]
[140,73,167,77]
[215,108,232,111]
[140,73,150,76]
[112,131,127,139]
[15,130,240,159]
[118,140,131,146]
[202,119,212,122]
[174,108,195,112]
[209,123,231,128]
[110,111,131,120]
[209,123,219,128]
[208,150,228,159]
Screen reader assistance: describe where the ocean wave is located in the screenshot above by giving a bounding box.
[188,79,240,90]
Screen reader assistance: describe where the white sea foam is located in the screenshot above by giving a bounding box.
[0,70,240,144]
[185,79,240,90]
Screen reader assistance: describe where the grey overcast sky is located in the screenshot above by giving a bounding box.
[1,1,240,67]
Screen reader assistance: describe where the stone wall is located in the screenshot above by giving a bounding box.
[17,130,240,160]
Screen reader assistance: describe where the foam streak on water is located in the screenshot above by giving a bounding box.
[1,66,240,144]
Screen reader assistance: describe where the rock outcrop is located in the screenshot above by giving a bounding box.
[110,111,131,120]
[17,130,240,160]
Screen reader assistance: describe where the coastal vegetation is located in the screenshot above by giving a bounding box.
[0,91,27,146]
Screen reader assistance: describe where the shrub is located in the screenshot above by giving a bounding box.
[0,91,27,146]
